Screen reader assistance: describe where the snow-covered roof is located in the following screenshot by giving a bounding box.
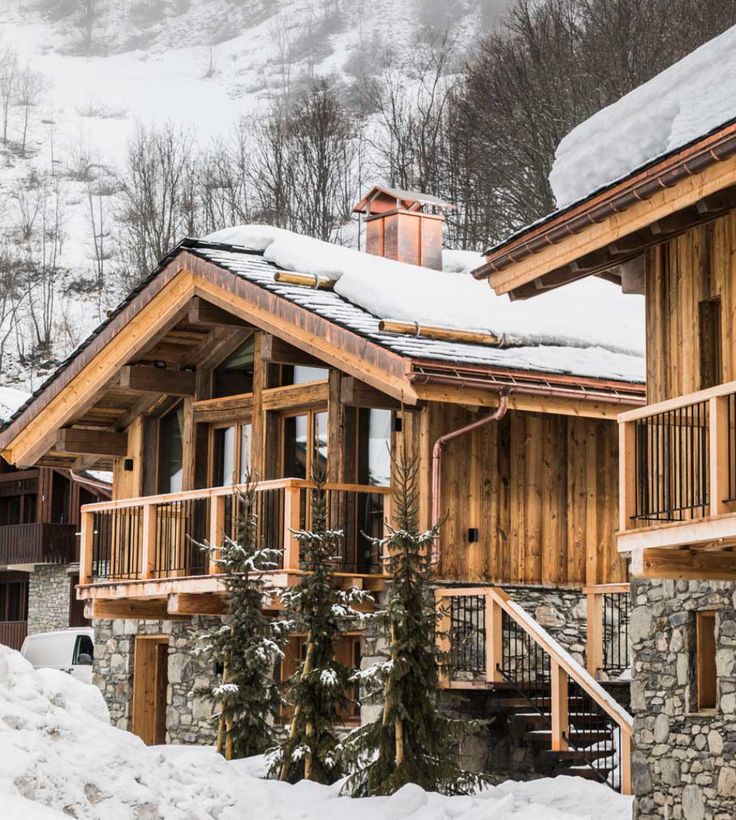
[201,225,645,383]
[0,386,30,425]
[550,25,736,209]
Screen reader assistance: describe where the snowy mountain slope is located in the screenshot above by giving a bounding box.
[0,0,508,391]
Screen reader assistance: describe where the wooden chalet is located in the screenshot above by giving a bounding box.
[0,190,645,786]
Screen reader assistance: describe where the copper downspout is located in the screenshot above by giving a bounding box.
[431,391,509,565]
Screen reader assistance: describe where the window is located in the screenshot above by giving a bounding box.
[213,426,236,487]
[696,611,717,711]
[157,405,184,493]
[211,422,252,487]
[283,410,328,479]
[357,409,392,487]
[699,297,722,389]
[212,338,255,398]
[239,423,253,483]
[281,365,329,385]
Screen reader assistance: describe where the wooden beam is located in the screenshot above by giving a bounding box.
[260,334,323,367]
[340,376,400,409]
[638,547,736,581]
[119,365,196,396]
[84,598,188,621]
[188,295,250,328]
[168,592,226,617]
[57,428,128,457]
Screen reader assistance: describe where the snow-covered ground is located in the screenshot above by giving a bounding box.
[0,645,632,819]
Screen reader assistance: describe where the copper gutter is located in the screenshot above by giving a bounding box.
[474,121,736,279]
[409,370,645,406]
[431,391,509,565]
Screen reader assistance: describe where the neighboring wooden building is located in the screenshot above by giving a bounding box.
[474,35,736,818]
[0,190,644,786]
[0,458,110,648]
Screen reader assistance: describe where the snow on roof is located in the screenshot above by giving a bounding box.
[550,25,736,208]
[204,224,645,373]
[0,386,30,424]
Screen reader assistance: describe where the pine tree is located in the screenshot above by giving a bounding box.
[340,441,486,796]
[196,477,286,759]
[273,476,371,784]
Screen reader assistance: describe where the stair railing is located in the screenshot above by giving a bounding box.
[435,586,633,795]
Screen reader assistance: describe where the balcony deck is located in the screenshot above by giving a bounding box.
[0,522,78,567]
[617,379,736,579]
[77,479,392,619]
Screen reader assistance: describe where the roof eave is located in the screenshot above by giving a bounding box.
[474,119,736,295]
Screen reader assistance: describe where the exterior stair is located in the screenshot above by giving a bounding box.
[436,586,633,794]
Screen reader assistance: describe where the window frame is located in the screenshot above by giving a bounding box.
[695,610,718,712]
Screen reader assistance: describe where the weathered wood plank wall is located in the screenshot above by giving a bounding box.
[422,403,624,587]
[646,212,736,403]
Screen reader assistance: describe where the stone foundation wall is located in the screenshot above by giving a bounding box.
[27,564,72,634]
[93,617,219,745]
[631,578,736,820]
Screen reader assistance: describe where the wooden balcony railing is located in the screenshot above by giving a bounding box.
[0,522,78,566]
[618,380,736,553]
[436,587,633,794]
[585,584,630,680]
[0,620,28,650]
[79,479,392,585]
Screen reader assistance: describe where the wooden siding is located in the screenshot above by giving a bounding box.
[646,211,736,403]
[424,404,623,586]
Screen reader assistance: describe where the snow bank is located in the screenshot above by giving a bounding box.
[0,386,29,424]
[204,225,645,357]
[550,24,736,208]
[0,645,632,819]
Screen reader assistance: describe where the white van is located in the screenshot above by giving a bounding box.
[20,628,95,684]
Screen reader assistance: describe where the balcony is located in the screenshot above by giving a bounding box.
[618,380,736,578]
[77,479,391,617]
[0,522,78,567]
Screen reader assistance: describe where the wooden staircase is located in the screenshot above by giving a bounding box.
[436,587,633,794]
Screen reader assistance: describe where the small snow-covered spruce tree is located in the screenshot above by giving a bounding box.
[195,476,286,760]
[340,440,487,796]
[274,474,372,784]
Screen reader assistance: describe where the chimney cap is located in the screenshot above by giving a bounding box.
[353,185,454,216]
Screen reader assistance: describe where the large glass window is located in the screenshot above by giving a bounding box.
[357,409,392,487]
[239,423,253,483]
[213,426,236,487]
[213,338,255,398]
[157,405,184,493]
[283,410,328,479]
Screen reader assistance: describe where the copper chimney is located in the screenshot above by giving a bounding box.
[353,185,453,270]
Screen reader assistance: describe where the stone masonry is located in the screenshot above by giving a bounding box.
[94,616,220,745]
[27,564,74,634]
[631,578,736,820]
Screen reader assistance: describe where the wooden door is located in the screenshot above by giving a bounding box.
[131,636,169,745]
